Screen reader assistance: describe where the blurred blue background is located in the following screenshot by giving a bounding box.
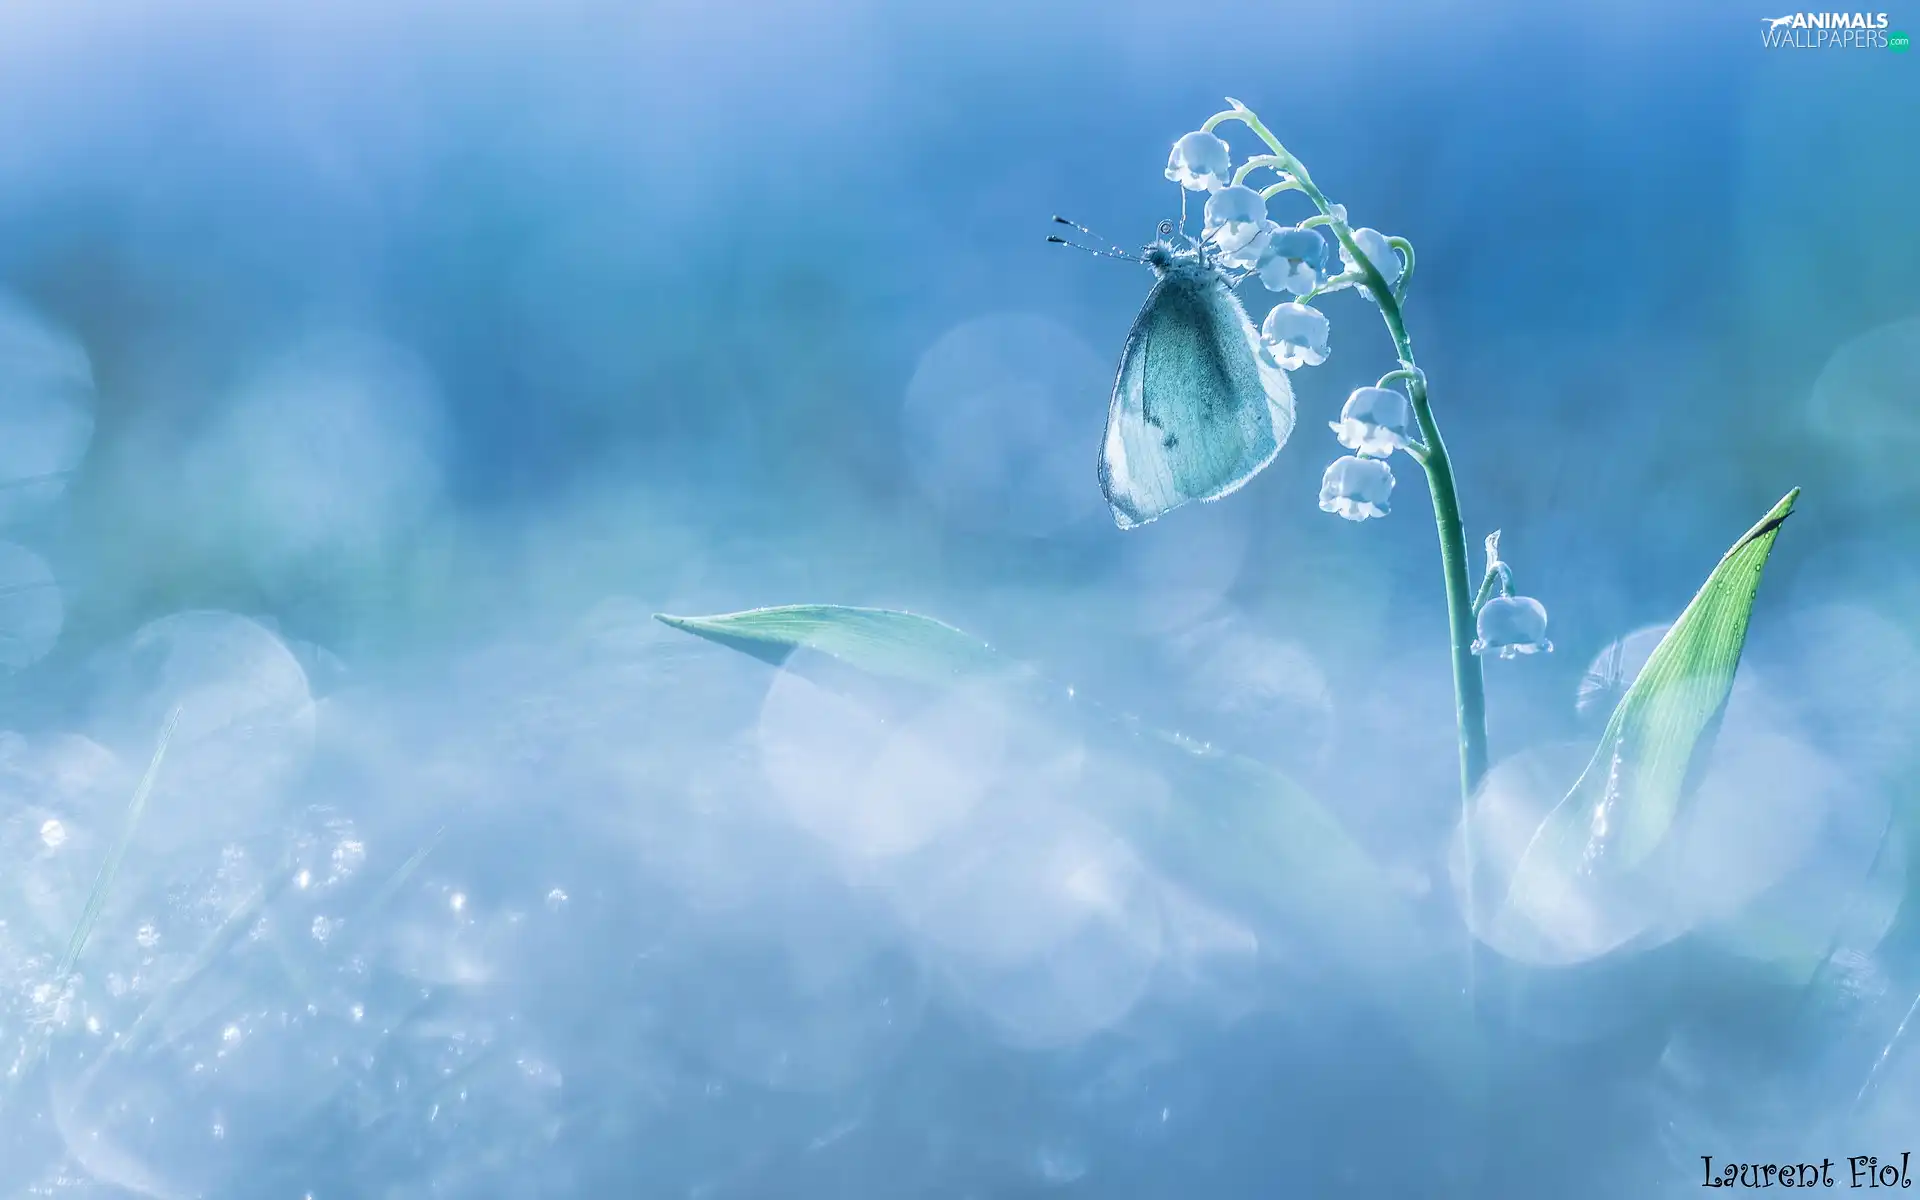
[0,0,1915,1196]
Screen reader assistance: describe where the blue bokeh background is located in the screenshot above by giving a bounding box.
[0,1,1915,1196]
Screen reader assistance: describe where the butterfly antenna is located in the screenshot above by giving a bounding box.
[1050,215,1141,262]
[1193,222,1228,267]
[1046,236,1139,262]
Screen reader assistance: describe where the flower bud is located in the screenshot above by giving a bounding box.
[1203,185,1269,261]
[1318,454,1394,521]
[1256,226,1330,295]
[1165,131,1231,192]
[1260,302,1330,370]
[1472,596,1554,659]
[1329,386,1413,458]
[1340,227,1403,295]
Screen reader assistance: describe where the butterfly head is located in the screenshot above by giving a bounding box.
[1142,219,1214,279]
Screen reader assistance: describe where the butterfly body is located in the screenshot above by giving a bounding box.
[1098,244,1294,530]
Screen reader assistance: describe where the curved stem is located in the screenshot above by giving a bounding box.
[1232,154,1290,187]
[1295,272,1362,306]
[1380,303,1490,801]
[1387,236,1417,304]
[1216,101,1490,803]
[1472,564,1512,616]
[1472,572,1500,617]
[1200,107,1247,135]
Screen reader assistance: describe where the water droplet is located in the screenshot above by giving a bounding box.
[294,868,312,890]
[544,887,569,912]
[449,891,467,914]
[211,1121,225,1140]
[221,1024,241,1044]
[349,1003,364,1023]
[311,916,334,944]
[38,818,66,849]
[135,923,159,949]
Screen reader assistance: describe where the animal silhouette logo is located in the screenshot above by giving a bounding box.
[1763,14,1796,27]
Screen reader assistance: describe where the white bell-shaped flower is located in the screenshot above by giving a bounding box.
[1260,301,1329,370]
[1165,131,1232,192]
[1340,227,1403,294]
[1329,386,1413,457]
[1217,218,1276,270]
[1318,455,1393,521]
[1203,185,1269,260]
[1472,596,1554,658]
[1256,226,1330,295]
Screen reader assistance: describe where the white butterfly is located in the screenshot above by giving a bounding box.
[1096,230,1294,529]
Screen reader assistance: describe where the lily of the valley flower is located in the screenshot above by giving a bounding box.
[1340,227,1403,296]
[1256,226,1329,295]
[1218,219,1276,270]
[1203,185,1269,261]
[1330,386,1413,458]
[1165,131,1232,192]
[1472,595,1554,658]
[1319,455,1394,521]
[1260,301,1330,370]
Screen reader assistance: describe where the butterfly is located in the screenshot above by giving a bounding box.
[1054,217,1295,530]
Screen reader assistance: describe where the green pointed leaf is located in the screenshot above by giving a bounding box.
[658,603,1483,1095]
[1507,489,1800,912]
[657,605,1012,685]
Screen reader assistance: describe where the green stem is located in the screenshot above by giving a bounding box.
[1210,100,1491,802]
[1232,154,1290,187]
[1472,572,1500,617]
[1295,272,1361,305]
[1472,563,1511,616]
[1384,306,1491,800]
[1386,236,1417,304]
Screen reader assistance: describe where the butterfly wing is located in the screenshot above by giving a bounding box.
[1098,266,1295,529]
